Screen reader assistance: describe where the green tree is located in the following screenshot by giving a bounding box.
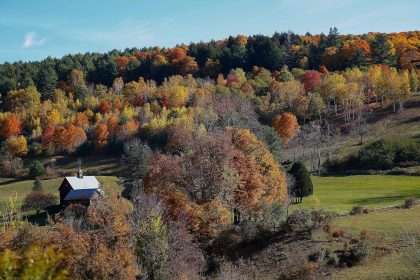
[37,65,58,100]
[33,177,44,192]
[289,162,313,203]
[29,160,45,178]
[372,34,397,66]
[278,65,294,82]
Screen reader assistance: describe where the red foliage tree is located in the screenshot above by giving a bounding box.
[303,70,322,93]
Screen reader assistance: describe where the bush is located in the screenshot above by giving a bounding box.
[332,229,345,238]
[287,210,313,232]
[29,160,45,178]
[358,140,396,170]
[32,177,43,192]
[239,220,259,241]
[21,191,57,213]
[311,209,335,229]
[403,197,418,209]
[64,203,88,219]
[260,202,287,231]
[325,139,420,174]
[350,206,367,215]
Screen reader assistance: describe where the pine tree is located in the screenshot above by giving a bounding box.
[32,177,44,192]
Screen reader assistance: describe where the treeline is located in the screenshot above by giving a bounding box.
[1,29,419,96]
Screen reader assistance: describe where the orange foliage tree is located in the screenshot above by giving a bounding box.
[53,124,87,153]
[95,123,110,148]
[0,114,22,139]
[272,112,300,145]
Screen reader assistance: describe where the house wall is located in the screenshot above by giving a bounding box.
[59,180,72,205]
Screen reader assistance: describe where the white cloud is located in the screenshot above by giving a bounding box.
[22,32,46,48]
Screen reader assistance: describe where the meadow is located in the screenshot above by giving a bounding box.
[298,175,420,279]
[0,176,120,213]
[297,175,420,213]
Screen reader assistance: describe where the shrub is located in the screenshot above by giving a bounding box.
[350,206,367,215]
[332,229,345,238]
[32,177,43,192]
[29,160,45,178]
[358,140,396,170]
[287,210,313,232]
[395,141,420,163]
[403,197,418,209]
[311,209,335,229]
[239,220,259,241]
[21,191,57,214]
[260,202,287,231]
[64,203,88,219]
[336,240,370,267]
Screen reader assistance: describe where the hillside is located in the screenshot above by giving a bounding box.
[0,28,419,279]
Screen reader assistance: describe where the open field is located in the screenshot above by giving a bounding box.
[329,207,420,279]
[0,176,120,213]
[296,175,420,213]
[296,175,420,279]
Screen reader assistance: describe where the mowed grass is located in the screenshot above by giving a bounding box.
[0,176,121,213]
[296,175,420,213]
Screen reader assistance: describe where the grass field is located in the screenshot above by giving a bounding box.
[296,175,420,279]
[0,176,120,213]
[329,207,420,279]
[296,175,420,213]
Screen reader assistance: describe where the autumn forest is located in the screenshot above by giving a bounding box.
[0,28,420,279]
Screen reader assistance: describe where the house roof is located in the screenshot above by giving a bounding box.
[64,189,100,201]
[65,176,100,190]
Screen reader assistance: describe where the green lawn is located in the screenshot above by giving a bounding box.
[296,175,420,213]
[0,176,120,213]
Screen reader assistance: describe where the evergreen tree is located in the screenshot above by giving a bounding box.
[37,65,58,99]
[372,34,397,66]
[32,177,44,192]
[29,160,45,178]
[290,162,313,203]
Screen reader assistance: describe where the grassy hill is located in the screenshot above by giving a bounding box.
[296,175,420,213]
[292,175,420,279]
[0,176,120,213]
[329,207,420,279]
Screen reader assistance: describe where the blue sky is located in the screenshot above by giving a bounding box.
[1,0,419,63]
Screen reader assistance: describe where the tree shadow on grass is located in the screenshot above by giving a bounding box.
[350,194,419,206]
[0,178,24,186]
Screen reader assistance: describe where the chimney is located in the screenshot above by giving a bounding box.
[77,159,83,178]
[77,167,83,178]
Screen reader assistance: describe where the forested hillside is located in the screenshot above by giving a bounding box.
[0,29,420,280]
[0,30,419,178]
